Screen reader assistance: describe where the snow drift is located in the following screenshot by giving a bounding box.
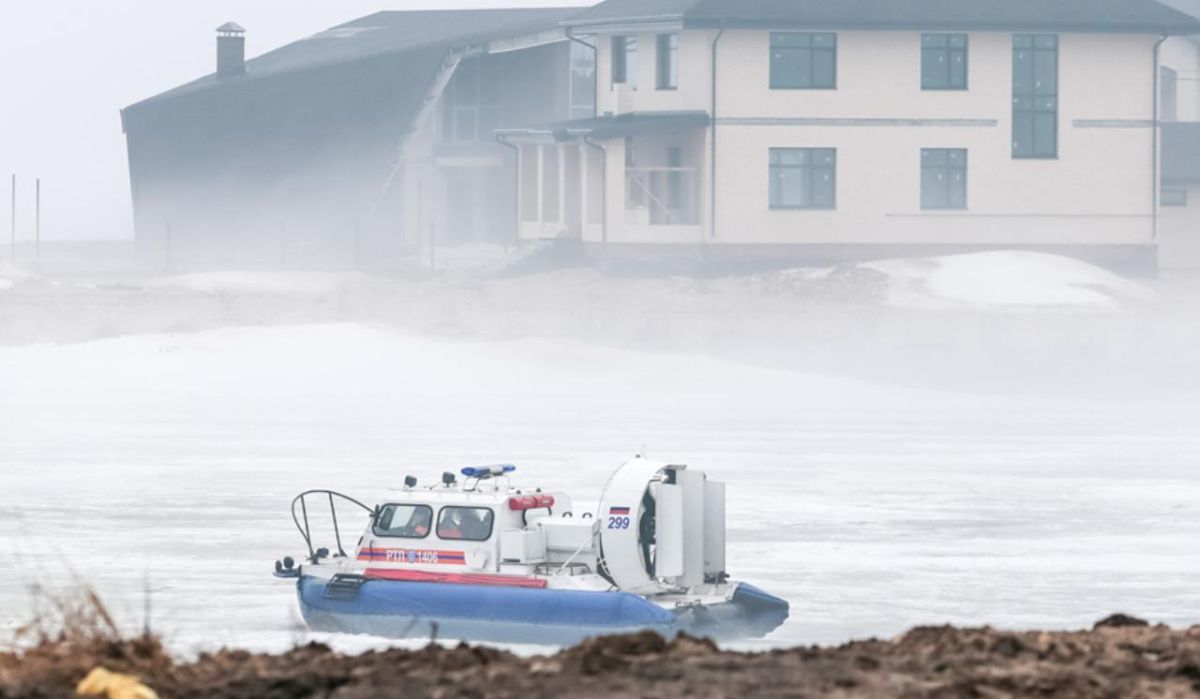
[860,251,1156,312]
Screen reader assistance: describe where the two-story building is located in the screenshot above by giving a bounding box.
[501,0,1200,273]
[124,1,1200,273]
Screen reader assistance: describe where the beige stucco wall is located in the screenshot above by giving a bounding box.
[590,28,1160,249]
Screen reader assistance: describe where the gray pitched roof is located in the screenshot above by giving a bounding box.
[567,0,1200,34]
[1161,0,1200,20]
[128,8,577,109]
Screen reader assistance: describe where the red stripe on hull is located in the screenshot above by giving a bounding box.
[363,568,548,589]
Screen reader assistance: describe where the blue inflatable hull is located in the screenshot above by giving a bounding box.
[296,575,788,645]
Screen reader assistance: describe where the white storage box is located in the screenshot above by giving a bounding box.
[538,518,598,551]
[500,528,546,563]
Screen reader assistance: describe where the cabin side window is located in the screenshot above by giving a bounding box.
[374,504,433,539]
[437,506,495,541]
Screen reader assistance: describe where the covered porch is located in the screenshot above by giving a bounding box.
[497,111,711,244]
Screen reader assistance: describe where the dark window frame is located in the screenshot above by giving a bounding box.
[656,33,679,90]
[436,506,496,542]
[770,32,837,90]
[612,35,637,86]
[921,33,968,90]
[373,504,434,540]
[1161,66,1179,123]
[569,39,597,120]
[441,56,504,143]
[1012,34,1058,160]
[769,148,837,210]
[921,148,968,210]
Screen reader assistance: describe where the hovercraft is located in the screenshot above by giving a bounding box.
[274,457,789,645]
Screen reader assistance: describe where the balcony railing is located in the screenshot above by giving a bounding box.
[625,167,699,226]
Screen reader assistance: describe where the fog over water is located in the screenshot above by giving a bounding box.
[1,316,1199,654]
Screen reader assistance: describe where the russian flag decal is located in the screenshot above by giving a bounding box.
[609,506,630,515]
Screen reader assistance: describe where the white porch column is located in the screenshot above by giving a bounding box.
[536,144,545,225]
[579,142,589,237]
[558,144,567,226]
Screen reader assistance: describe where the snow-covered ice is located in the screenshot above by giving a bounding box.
[1,323,1198,656]
[150,271,361,296]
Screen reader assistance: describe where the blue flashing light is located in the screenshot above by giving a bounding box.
[461,464,517,479]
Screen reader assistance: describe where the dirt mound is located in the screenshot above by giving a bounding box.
[4,619,1200,698]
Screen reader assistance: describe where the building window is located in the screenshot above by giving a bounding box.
[921,149,967,210]
[922,34,968,90]
[1012,34,1058,159]
[656,33,679,90]
[769,148,836,209]
[612,35,637,87]
[442,57,503,142]
[569,40,597,119]
[1162,66,1179,122]
[1162,188,1188,207]
[770,33,836,89]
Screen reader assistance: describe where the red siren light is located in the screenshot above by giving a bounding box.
[508,494,555,511]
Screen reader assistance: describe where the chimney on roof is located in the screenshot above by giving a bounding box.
[216,22,246,79]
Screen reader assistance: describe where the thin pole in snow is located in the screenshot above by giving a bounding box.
[9,174,14,261]
[353,218,361,270]
[34,178,40,263]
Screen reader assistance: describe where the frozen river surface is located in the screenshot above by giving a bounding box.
[1,324,1199,654]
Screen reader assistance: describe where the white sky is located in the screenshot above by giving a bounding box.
[0,1,592,241]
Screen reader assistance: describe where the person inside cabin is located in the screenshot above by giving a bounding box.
[459,510,485,539]
[437,507,493,540]
[376,505,431,538]
[439,508,466,539]
[407,507,431,537]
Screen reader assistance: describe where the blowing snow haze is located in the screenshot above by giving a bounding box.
[0,0,590,242]
[0,0,1195,245]
[2,0,1200,688]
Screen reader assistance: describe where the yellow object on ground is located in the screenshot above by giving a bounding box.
[75,667,159,699]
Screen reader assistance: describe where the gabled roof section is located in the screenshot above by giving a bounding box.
[128,8,577,110]
[566,0,1200,34]
[1162,0,1200,20]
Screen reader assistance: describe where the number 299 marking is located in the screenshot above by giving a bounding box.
[607,516,631,530]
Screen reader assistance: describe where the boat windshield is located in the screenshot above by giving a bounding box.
[374,504,433,539]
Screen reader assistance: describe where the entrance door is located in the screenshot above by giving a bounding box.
[446,177,477,244]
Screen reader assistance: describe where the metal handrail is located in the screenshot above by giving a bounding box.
[626,167,697,225]
[290,490,374,563]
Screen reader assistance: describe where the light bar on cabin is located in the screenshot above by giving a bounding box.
[460,464,517,479]
[508,494,555,511]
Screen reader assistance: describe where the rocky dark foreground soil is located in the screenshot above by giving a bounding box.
[3,615,1200,698]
